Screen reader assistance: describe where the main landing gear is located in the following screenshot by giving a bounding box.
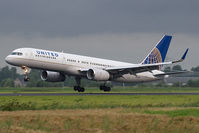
[24,75,30,82]
[74,77,85,92]
[100,85,111,92]
[74,86,85,92]
[99,82,111,92]
[21,66,30,82]
[73,78,111,92]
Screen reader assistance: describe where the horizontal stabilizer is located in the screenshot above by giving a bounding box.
[154,71,188,77]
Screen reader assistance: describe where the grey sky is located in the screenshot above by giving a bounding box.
[0,0,198,69]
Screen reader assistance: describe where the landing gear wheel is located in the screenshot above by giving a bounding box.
[104,87,111,92]
[78,87,85,92]
[74,86,85,92]
[74,86,79,91]
[100,86,104,90]
[100,86,111,92]
[24,76,30,82]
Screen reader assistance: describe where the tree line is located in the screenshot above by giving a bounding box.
[0,66,101,87]
[0,65,199,87]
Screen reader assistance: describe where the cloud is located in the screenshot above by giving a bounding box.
[0,0,198,37]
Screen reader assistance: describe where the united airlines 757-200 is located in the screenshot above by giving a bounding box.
[5,35,189,92]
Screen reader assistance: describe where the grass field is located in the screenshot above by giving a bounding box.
[1,108,199,133]
[0,86,199,133]
[1,95,199,111]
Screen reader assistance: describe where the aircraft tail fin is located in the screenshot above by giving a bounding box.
[141,35,172,65]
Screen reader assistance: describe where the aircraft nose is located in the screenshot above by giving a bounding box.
[5,55,11,64]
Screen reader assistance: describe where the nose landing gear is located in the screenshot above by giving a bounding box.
[24,76,30,82]
[21,66,30,82]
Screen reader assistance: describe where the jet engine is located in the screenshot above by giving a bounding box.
[41,71,66,82]
[87,69,110,81]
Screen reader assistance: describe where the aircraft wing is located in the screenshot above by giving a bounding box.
[105,62,171,74]
[105,48,189,75]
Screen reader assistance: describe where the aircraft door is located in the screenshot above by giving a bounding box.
[29,51,34,59]
[62,53,66,64]
[24,51,33,59]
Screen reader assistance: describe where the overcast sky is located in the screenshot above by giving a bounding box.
[0,0,198,69]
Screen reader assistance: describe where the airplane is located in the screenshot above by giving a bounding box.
[5,35,189,92]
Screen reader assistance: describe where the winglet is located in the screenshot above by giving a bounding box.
[181,48,189,60]
[172,48,189,63]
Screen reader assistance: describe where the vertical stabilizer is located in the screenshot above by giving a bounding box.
[142,35,172,65]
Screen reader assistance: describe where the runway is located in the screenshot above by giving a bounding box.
[1,93,199,96]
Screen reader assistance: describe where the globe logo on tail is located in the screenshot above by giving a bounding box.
[143,48,162,70]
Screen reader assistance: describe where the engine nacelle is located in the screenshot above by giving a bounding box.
[41,71,66,82]
[87,69,110,81]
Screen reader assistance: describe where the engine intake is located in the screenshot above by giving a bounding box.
[41,71,66,82]
[87,69,110,81]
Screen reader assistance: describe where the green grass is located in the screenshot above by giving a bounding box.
[1,87,199,132]
[144,109,199,117]
[0,95,199,111]
[0,86,199,113]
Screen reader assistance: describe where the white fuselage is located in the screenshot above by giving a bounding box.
[5,48,161,83]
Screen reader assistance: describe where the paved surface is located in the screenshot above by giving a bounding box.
[0,93,199,96]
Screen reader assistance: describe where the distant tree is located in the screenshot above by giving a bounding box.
[172,65,182,71]
[0,66,10,82]
[0,78,14,87]
[173,82,182,87]
[187,80,199,87]
[26,69,41,87]
[64,76,76,87]
[26,69,63,87]
[36,81,63,87]
[10,67,18,79]
[191,66,199,72]
[0,66,21,87]
[164,66,171,72]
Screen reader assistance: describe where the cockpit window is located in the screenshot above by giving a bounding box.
[11,52,23,56]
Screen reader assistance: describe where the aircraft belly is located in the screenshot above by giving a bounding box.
[113,73,157,83]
